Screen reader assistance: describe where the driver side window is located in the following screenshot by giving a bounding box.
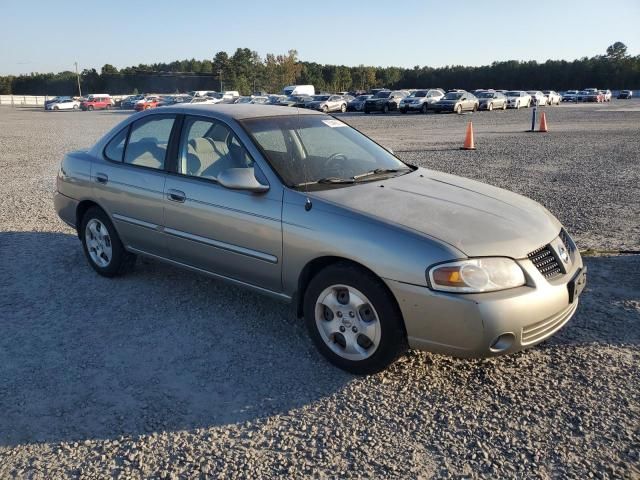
[179,117,254,181]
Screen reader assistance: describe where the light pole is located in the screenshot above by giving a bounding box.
[74,62,82,97]
[218,69,223,92]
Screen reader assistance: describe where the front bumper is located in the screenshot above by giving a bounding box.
[400,102,425,111]
[431,104,455,112]
[384,250,584,358]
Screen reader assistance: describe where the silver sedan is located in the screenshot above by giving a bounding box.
[54,105,586,374]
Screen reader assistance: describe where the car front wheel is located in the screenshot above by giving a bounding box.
[340,103,346,113]
[304,263,407,374]
[81,207,136,277]
[455,104,462,114]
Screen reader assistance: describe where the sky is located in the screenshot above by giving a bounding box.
[1,0,639,75]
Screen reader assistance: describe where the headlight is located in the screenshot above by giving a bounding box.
[428,258,525,293]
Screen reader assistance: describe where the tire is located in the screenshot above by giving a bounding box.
[340,103,346,113]
[53,106,59,111]
[421,103,428,114]
[105,104,111,110]
[80,207,136,277]
[73,105,79,110]
[383,104,389,113]
[502,102,507,110]
[455,104,462,114]
[488,102,493,111]
[472,103,478,112]
[516,101,520,110]
[303,263,407,374]
[88,105,94,111]
[364,109,370,114]
[322,105,328,113]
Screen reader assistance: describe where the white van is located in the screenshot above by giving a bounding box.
[282,85,315,96]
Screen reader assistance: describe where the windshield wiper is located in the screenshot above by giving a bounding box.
[294,177,355,188]
[352,167,411,181]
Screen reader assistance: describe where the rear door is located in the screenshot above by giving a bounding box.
[93,114,177,256]
[162,115,283,292]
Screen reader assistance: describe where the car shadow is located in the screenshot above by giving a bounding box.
[0,232,637,447]
[0,231,350,446]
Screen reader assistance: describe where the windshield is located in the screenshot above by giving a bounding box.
[356,95,369,101]
[240,115,410,189]
[506,91,521,96]
[443,92,463,100]
[412,91,427,97]
[312,95,330,101]
[477,92,494,98]
[375,91,391,98]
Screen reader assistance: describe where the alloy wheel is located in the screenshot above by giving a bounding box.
[85,219,112,267]
[314,284,381,361]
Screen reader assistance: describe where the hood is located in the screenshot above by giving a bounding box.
[309,168,561,258]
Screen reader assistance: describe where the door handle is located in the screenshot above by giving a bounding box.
[167,189,186,203]
[95,172,108,184]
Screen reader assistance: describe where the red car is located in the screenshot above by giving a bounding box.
[134,96,161,111]
[80,96,112,111]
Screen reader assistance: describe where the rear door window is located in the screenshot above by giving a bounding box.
[123,115,175,170]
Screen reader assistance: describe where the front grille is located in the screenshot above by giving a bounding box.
[528,244,562,279]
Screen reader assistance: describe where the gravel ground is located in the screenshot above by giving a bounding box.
[0,103,638,479]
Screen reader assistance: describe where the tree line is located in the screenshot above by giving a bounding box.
[1,43,637,96]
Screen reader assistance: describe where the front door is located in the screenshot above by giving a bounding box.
[162,115,283,292]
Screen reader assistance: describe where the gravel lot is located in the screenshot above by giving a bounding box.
[0,103,638,479]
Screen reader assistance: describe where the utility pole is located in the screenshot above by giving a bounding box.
[74,62,82,97]
[218,69,223,92]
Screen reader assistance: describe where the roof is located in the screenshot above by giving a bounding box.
[165,103,323,120]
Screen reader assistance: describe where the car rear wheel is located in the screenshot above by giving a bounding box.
[80,207,136,277]
[304,263,407,374]
[322,105,329,113]
[53,106,59,111]
[88,105,94,111]
[105,104,111,110]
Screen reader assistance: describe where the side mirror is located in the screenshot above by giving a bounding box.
[217,168,269,193]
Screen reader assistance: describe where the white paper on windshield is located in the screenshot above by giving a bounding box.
[322,119,346,128]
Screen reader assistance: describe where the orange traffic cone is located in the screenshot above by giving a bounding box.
[461,121,476,150]
[538,112,549,132]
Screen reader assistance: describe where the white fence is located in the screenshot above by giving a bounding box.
[0,95,54,106]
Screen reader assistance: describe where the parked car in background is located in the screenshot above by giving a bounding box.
[527,91,548,106]
[282,85,315,96]
[505,91,532,109]
[431,91,479,114]
[364,90,409,114]
[120,95,145,109]
[305,94,347,113]
[476,91,507,111]
[134,96,161,111]
[46,98,81,110]
[266,95,286,105]
[250,96,269,104]
[54,104,586,374]
[278,95,313,107]
[618,90,633,99]
[81,95,113,111]
[157,95,192,107]
[582,89,603,102]
[45,96,72,108]
[347,94,373,112]
[542,90,562,105]
[598,89,612,102]
[562,90,579,102]
[399,89,445,113]
[190,96,220,105]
